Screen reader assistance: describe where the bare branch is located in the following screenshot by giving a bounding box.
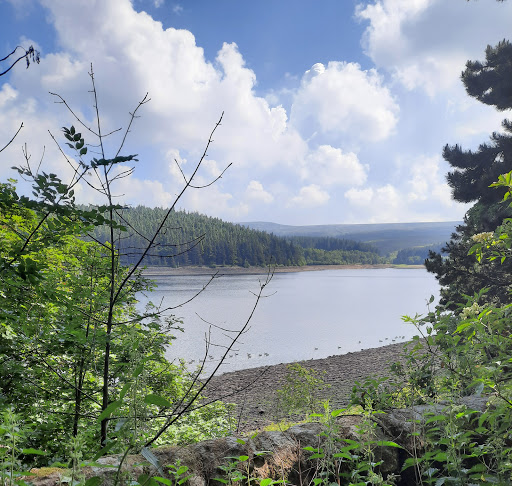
[0,122,23,153]
[144,269,274,447]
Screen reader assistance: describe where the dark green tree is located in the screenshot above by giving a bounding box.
[426,40,512,307]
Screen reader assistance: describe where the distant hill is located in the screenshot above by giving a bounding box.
[87,207,384,268]
[241,221,460,255]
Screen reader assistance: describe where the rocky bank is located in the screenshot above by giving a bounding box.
[204,342,414,432]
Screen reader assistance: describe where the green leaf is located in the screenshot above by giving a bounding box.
[92,441,117,461]
[84,477,103,486]
[132,363,144,377]
[21,448,48,455]
[119,381,132,400]
[98,400,123,422]
[332,452,352,460]
[371,440,403,449]
[144,394,171,408]
[331,409,346,417]
[154,478,171,486]
[80,147,88,156]
[137,474,158,486]
[425,415,449,425]
[432,452,448,462]
[308,453,324,459]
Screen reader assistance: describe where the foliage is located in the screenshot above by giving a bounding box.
[87,206,391,268]
[288,235,380,253]
[301,247,385,266]
[276,363,330,418]
[88,206,305,268]
[303,402,400,486]
[0,71,246,471]
[426,40,512,306]
[393,244,443,265]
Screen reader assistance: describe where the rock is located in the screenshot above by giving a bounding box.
[28,397,491,486]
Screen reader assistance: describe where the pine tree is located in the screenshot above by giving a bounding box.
[426,40,512,307]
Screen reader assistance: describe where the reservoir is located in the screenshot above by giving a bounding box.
[138,267,439,374]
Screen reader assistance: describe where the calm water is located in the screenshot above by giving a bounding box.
[137,268,439,373]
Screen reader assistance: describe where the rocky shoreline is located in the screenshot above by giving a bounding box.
[204,341,414,432]
[142,264,424,277]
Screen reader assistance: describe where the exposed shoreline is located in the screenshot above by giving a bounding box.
[142,263,424,277]
[204,341,415,432]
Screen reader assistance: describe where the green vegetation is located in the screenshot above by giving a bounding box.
[2,32,512,486]
[0,73,243,481]
[244,221,457,256]
[426,40,512,307]
[87,206,390,268]
[392,244,443,265]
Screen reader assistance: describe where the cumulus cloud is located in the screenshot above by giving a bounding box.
[356,0,512,96]
[2,0,492,224]
[301,145,367,187]
[184,185,249,220]
[345,185,402,222]
[289,184,330,208]
[4,0,310,217]
[405,154,454,208]
[245,180,274,204]
[290,61,399,144]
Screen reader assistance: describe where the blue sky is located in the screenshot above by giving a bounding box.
[1,0,511,225]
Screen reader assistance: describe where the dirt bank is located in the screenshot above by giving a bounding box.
[204,341,414,432]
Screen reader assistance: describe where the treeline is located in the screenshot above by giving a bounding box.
[302,248,385,265]
[393,244,444,265]
[288,235,380,253]
[90,206,303,267]
[88,206,384,267]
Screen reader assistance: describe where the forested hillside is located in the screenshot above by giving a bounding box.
[88,206,385,267]
[243,221,457,255]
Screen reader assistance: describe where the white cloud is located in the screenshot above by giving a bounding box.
[345,184,401,222]
[406,154,452,206]
[356,0,512,96]
[289,184,330,208]
[0,83,18,105]
[154,0,165,8]
[184,185,249,220]
[301,145,367,187]
[344,187,373,207]
[245,180,274,204]
[2,0,491,225]
[172,4,183,14]
[290,62,399,143]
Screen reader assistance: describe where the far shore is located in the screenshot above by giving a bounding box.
[142,263,425,276]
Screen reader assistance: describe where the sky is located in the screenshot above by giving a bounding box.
[0,0,511,225]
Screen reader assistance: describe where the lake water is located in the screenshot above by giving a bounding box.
[137,268,439,374]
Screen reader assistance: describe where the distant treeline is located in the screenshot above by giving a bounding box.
[288,235,380,253]
[393,244,444,265]
[87,206,384,267]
